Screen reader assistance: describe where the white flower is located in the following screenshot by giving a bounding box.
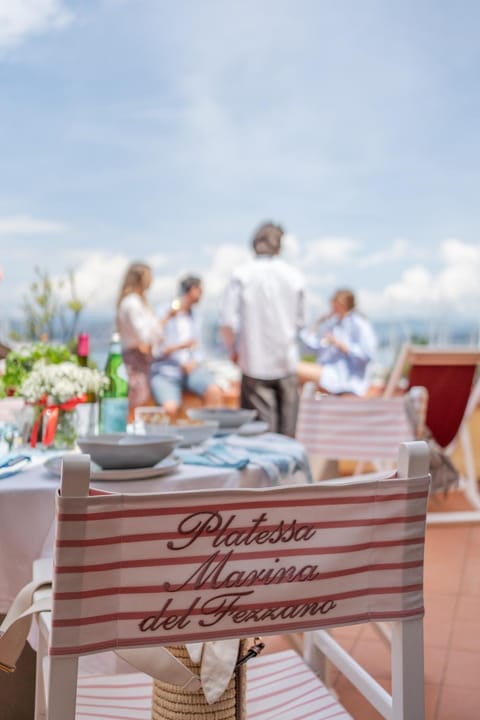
[20,362,109,404]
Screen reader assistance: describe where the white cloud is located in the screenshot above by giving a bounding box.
[147,253,169,273]
[0,0,72,50]
[149,275,177,307]
[302,236,358,268]
[360,238,480,320]
[436,238,480,305]
[51,251,130,311]
[202,244,250,299]
[359,238,411,268]
[0,215,66,234]
[386,266,436,305]
[441,237,480,266]
[56,250,185,314]
[281,233,301,263]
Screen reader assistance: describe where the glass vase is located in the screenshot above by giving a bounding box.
[74,401,99,436]
[52,409,77,450]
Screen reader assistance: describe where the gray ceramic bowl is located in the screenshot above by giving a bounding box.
[76,433,181,470]
[171,420,219,447]
[186,407,257,430]
[141,420,219,446]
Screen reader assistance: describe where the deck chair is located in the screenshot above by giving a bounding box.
[384,344,480,524]
[23,445,430,720]
[295,389,422,478]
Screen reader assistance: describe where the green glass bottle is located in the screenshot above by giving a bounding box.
[100,332,129,433]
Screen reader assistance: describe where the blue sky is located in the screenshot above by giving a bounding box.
[1,0,480,335]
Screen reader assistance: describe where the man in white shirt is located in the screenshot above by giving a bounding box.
[220,222,305,436]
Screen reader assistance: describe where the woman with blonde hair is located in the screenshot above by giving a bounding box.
[116,261,175,411]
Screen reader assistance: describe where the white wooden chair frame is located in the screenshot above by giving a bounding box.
[33,444,429,720]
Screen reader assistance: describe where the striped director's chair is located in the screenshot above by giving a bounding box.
[295,388,423,480]
[11,444,431,720]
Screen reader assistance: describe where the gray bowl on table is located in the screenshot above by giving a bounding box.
[76,433,181,470]
[160,420,220,447]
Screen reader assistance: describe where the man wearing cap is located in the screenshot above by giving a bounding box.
[220,222,305,436]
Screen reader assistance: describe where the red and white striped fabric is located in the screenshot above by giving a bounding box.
[50,474,429,659]
[76,673,153,719]
[296,395,415,461]
[246,650,352,719]
[75,650,352,719]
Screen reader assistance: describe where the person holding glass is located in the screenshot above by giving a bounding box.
[297,288,377,396]
[149,274,222,420]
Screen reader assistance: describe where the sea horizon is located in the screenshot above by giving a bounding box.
[2,313,479,379]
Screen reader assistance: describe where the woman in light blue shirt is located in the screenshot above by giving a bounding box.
[298,289,377,396]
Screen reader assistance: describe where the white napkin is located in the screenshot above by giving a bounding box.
[186,639,240,704]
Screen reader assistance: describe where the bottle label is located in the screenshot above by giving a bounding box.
[101,398,129,433]
[78,333,90,358]
[117,363,129,383]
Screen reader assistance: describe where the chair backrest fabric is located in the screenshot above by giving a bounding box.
[408,358,477,448]
[385,345,480,448]
[50,453,430,660]
[296,395,414,461]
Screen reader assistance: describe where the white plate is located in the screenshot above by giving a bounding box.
[43,454,182,482]
[236,421,270,436]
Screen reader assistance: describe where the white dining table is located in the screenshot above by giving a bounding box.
[0,434,311,615]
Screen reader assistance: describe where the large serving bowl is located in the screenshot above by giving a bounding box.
[170,420,219,447]
[186,407,257,430]
[136,419,219,446]
[76,433,181,470]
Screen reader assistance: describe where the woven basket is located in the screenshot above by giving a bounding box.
[152,642,247,720]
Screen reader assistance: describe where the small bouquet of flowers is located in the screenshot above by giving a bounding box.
[0,342,75,398]
[20,361,109,448]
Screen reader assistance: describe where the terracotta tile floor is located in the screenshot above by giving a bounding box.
[263,489,480,719]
